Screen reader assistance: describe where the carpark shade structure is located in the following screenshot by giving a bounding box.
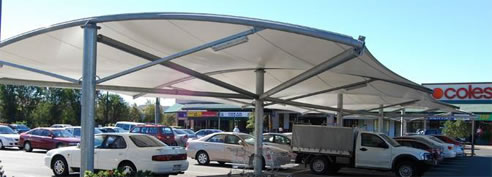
[0,12,459,176]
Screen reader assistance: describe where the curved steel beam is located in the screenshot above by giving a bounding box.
[132,67,297,99]
[0,12,364,49]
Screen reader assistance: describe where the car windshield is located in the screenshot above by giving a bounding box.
[0,126,16,134]
[238,134,255,145]
[130,135,166,147]
[116,124,130,130]
[380,134,400,147]
[428,136,446,143]
[52,130,73,137]
[174,129,186,134]
[94,135,104,147]
[183,129,195,135]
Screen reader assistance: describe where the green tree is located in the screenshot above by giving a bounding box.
[128,103,142,122]
[247,112,255,129]
[142,102,162,123]
[161,113,176,126]
[96,93,130,125]
[443,120,471,138]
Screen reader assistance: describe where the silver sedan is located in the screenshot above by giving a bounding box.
[186,132,291,168]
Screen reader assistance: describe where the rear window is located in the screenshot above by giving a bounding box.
[130,135,166,147]
[161,127,173,134]
[52,130,73,137]
[116,123,130,130]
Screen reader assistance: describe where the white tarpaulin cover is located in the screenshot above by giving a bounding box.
[0,12,456,113]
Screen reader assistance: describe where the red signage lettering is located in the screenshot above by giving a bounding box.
[431,85,492,100]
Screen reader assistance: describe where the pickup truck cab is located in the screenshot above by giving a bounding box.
[293,125,432,177]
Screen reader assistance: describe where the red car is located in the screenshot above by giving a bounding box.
[130,124,177,146]
[433,135,463,147]
[19,128,80,152]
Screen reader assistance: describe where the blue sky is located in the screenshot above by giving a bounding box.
[1,0,491,105]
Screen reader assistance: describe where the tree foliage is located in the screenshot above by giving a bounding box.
[0,85,149,127]
[443,120,471,138]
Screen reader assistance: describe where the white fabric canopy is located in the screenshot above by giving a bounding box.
[0,12,456,113]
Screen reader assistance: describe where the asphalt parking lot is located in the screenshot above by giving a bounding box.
[1,146,491,177]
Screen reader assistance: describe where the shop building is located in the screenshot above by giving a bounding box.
[420,82,492,145]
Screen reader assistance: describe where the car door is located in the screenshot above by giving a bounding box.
[224,135,248,163]
[28,129,42,148]
[356,133,392,169]
[40,130,55,149]
[95,135,128,170]
[204,134,226,161]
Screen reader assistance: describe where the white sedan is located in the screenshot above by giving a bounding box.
[45,133,189,176]
[0,125,20,149]
[186,132,292,168]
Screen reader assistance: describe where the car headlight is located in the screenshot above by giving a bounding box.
[420,152,430,160]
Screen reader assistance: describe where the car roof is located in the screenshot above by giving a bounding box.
[395,138,432,145]
[35,127,67,131]
[134,124,170,127]
[115,121,144,125]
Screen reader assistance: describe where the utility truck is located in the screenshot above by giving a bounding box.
[292,125,433,177]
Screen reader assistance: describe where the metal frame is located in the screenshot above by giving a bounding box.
[365,99,420,112]
[80,22,98,175]
[0,78,250,99]
[0,12,461,177]
[96,27,263,84]
[0,60,79,83]
[254,69,264,176]
[264,79,374,106]
[97,34,258,99]
[260,48,361,99]
[132,67,292,99]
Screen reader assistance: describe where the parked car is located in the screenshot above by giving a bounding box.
[433,135,465,156]
[263,133,292,151]
[194,129,222,139]
[186,132,292,168]
[173,129,189,147]
[130,124,177,146]
[394,138,442,165]
[64,126,103,138]
[19,128,79,152]
[428,135,464,157]
[51,124,72,128]
[423,129,442,135]
[181,129,196,139]
[44,133,189,176]
[293,125,433,177]
[0,125,20,149]
[395,135,456,158]
[115,121,144,133]
[99,126,125,133]
[8,124,30,134]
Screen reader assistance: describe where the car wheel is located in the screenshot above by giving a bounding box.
[196,151,210,165]
[24,141,33,152]
[51,156,69,176]
[395,161,417,177]
[118,161,137,176]
[310,156,328,175]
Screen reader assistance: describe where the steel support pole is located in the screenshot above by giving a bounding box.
[471,118,475,156]
[337,93,343,127]
[80,22,98,176]
[400,109,405,136]
[155,98,161,124]
[254,69,265,176]
[379,104,384,133]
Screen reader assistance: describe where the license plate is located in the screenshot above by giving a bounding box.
[173,164,181,171]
